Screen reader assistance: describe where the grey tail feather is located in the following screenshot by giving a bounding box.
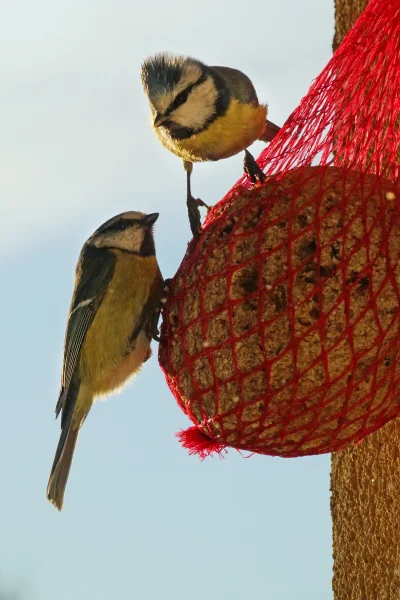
[46,427,79,511]
[47,379,80,511]
[55,386,64,420]
[258,119,281,143]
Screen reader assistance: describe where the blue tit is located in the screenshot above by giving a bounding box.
[141,52,280,237]
[46,211,163,511]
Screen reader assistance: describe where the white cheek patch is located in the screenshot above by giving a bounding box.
[171,78,218,130]
[94,229,144,253]
[115,229,144,253]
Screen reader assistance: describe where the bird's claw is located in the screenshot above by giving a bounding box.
[163,278,172,291]
[151,278,173,343]
[187,194,204,239]
[193,198,210,210]
[152,329,162,343]
[243,149,265,185]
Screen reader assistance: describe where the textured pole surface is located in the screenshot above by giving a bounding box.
[332,0,370,51]
[330,5,400,600]
[331,421,400,600]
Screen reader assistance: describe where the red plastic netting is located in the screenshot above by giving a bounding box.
[159,0,400,458]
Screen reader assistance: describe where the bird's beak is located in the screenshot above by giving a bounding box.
[153,112,166,127]
[143,212,159,226]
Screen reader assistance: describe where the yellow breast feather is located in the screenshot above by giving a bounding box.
[80,253,159,395]
[155,100,267,163]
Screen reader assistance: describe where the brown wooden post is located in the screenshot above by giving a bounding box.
[332,0,370,52]
[331,420,400,599]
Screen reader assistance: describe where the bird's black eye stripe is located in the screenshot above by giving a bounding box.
[173,86,192,109]
[101,218,140,233]
[167,72,209,114]
[169,85,194,112]
[112,218,132,232]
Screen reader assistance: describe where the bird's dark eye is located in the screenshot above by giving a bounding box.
[119,221,129,231]
[172,86,192,110]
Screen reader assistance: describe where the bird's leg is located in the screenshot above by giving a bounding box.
[151,325,161,343]
[183,161,209,239]
[149,302,162,343]
[150,279,172,343]
[243,149,265,185]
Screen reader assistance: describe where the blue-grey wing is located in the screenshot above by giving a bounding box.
[211,65,281,143]
[210,65,259,105]
[56,244,116,424]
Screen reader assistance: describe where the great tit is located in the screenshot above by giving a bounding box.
[46,211,163,511]
[141,52,280,236]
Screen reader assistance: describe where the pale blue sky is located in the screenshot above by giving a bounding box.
[1,0,334,598]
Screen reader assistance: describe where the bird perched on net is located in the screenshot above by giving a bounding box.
[46,211,163,511]
[141,52,280,237]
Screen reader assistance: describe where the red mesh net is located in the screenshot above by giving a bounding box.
[158,0,400,458]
